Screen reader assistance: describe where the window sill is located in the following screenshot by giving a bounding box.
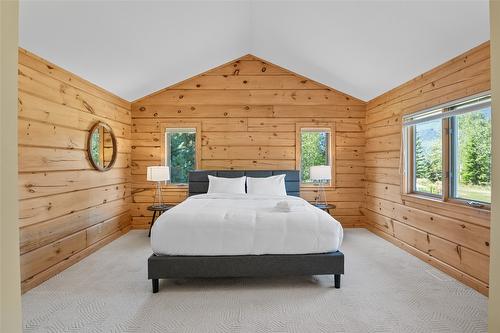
[401,193,491,217]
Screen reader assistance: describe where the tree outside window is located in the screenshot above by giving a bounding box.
[300,129,330,183]
[166,129,196,184]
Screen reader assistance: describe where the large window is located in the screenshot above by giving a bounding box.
[403,94,491,206]
[296,123,335,184]
[163,123,201,184]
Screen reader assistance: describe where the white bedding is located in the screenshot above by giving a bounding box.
[151,194,343,256]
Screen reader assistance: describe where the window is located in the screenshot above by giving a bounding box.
[450,104,492,203]
[296,123,335,185]
[403,94,491,207]
[413,118,443,196]
[162,122,201,185]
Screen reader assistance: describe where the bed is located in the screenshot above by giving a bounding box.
[148,170,345,293]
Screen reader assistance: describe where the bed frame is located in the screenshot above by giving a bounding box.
[148,170,345,293]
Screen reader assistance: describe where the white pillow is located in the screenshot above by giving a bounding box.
[246,174,287,196]
[207,175,246,194]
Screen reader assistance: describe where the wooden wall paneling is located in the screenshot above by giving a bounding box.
[19,197,131,254]
[86,213,130,246]
[202,132,296,146]
[202,118,248,132]
[18,118,131,152]
[131,54,367,228]
[205,60,291,76]
[248,118,364,132]
[19,183,130,227]
[367,225,489,295]
[132,188,188,205]
[200,159,297,170]
[20,230,87,281]
[202,146,295,160]
[18,48,132,292]
[21,226,127,293]
[19,147,130,172]
[140,89,365,106]
[272,105,365,118]
[132,104,275,119]
[172,75,326,90]
[18,91,131,138]
[18,64,130,125]
[392,221,489,283]
[402,197,490,228]
[19,168,129,200]
[363,42,491,295]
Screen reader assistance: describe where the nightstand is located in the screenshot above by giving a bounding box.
[147,204,174,237]
[313,203,336,214]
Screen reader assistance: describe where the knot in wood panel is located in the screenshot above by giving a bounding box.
[82,100,94,114]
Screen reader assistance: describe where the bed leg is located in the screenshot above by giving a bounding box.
[152,279,159,293]
[334,274,341,288]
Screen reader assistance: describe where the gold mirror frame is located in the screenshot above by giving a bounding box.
[87,121,118,172]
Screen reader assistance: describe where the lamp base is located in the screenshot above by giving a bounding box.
[314,181,328,207]
[153,181,164,207]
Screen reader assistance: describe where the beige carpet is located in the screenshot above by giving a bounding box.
[22,229,487,333]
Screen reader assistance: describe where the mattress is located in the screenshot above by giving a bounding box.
[151,193,343,256]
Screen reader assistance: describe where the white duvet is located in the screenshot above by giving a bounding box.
[151,193,343,256]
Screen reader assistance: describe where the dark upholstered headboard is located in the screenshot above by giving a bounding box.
[188,170,300,197]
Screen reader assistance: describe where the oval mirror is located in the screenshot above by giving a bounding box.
[87,122,117,172]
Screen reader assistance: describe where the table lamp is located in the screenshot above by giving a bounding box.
[147,166,170,208]
[310,165,331,206]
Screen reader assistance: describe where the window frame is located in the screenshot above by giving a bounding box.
[160,121,201,187]
[295,122,336,188]
[406,120,445,199]
[402,93,491,210]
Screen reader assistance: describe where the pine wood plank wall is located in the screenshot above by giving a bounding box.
[17,49,132,292]
[131,55,367,229]
[363,42,491,295]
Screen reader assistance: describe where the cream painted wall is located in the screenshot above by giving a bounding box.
[489,1,500,332]
[0,0,22,332]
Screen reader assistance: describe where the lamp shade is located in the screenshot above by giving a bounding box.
[147,166,170,181]
[310,165,331,181]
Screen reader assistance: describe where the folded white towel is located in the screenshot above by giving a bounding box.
[275,200,305,212]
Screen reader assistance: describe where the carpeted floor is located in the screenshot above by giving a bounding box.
[22,229,487,333]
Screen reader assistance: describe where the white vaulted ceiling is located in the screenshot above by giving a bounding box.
[19,0,490,102]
